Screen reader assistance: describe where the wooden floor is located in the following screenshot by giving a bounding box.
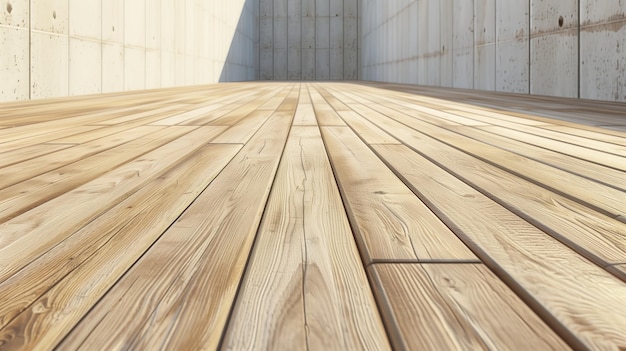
[0,82,624,350]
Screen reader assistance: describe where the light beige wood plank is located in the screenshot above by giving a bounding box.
[0,126,197,223]
[210,110,273,144]
[321,126,477,263]
[207,86,293,126]
[479,125,626,171]
[91,103,189,125]
[539,125,626,147]
[292,103,318,126]
[338,111,400,144]
[56,110,293,351]
[187,86,289,126]
[446,125,626,191]
[0,126,165,190]
[0,143,74,169]
[309,85,346,126]
[449,110,626,155]
[224,126,390,350]
[357,108,626,268]
[0,126,227,282]
[374,143,626,350]
[0,125,103,153]
[369,264,569,350]
[0,144,241,350]
[340,91,626,220]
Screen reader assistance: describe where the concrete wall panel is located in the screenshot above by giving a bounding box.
[102,43,123,92]
[69,38,101,95]
[69,0,100,40]
[145,50,161,89]
[262,0,356,80]
[146,0,160,50]
[0,26,29,101]
[32,0,68,34]
[496,0,529,93]
[316,48,330,80]
[530,0,578,98]
[531,31,578,97]
[102,0,123,44]
[580,24,626,101]
[475,43,495,90]
[124,0,145,48]
[580,1,626,101]
[31,32,68,98]
[1,0,29,28]
[124,47,145,91]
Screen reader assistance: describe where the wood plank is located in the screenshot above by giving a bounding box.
[0,143,241,350]
[207,86,294,126]
[187,86,289,126]
[337,90,626,220]
[352,107,626,269]
[57,110,294,351]
[321,126,477,263]
[224,126,390,350]
[373,143,626,350]
[446,125,626,191]
[91,103,190,125]
[448,110,626,155]
[0,125,103,153]
[0,126,197,223]
[539,125,626,147]
[478,125,626,171]
[0,126,165,190]
[369,264,569,350]
[338,111,401,144]
[309,85,346,126]
[210,110,273,144]
[0,126,227,282]
[0,143,74,169]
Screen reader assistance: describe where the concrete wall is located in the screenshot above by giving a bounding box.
[1,0,259,101]
[259,0,359,80]
[361,0,626,102]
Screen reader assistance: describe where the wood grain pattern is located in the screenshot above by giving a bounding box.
[446,125,626,191]
[0,127,226,282]
[321,126,477,263]
[373,143,626,350]
[57,108,294,351]
[224,126,390,350]
[0,126,197,223]
[365,97,625,218]
[338,110,401,144]
[479,125,626,171]
[538,125,626,147]
[0,126,165,189]
[369,264,569,350]
[0,82,624,350]
[352,106,626,268]
[211,110,274,144]
[0,144,241,350]
[309,85,346,126]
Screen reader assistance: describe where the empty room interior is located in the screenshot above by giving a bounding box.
[0,0,625,350]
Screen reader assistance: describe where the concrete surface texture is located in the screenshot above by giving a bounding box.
[361,0,626,102]
[259,0,359,80]
[0,0,259,101]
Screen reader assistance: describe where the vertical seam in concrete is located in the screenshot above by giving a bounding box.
[342,0,344,80]
[528,0,531,94]
[287,0,289,80]
[28,0,31,99]
[577,0,581,99]
[123,0,125,90]
[300,0,303,80]
[68,0,70,95]
[472,0,475,89]
[144,0,147,89]
[272,0,276,80]
[101,0,103,93]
